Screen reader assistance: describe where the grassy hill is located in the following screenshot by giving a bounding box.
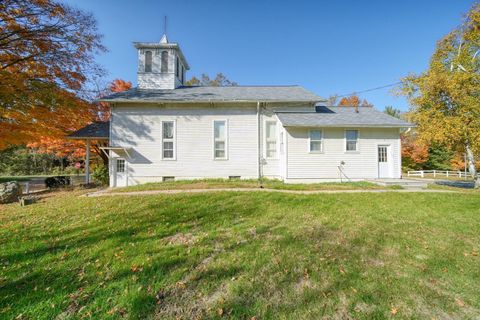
[1,190,479,319]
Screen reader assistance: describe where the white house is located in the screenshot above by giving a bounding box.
[95,35,412,187]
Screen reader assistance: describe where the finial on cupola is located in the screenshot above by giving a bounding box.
[160,16,168,43]
[160,34,168,44]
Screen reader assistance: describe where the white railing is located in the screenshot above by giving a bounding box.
[407,170,472,178]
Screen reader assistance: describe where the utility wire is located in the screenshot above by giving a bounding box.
[336,81,402,98]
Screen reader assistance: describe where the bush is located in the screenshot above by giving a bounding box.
[45,176,71,189]
[92,164,109,186]
[63,166,81,175]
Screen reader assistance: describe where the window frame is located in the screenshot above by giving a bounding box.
[161,120,176,160]
[116,158,126,173]
[279,131,285,155]
[308,129,324,153]
[176,56,179,77]
[161,51,168,73]
[377,144,389,163]
[144,50,152,73]
[264,120,278,159]
[213,120,228,160]
[345,129,360,153]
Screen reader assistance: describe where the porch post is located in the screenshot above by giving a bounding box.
[85,139,91,184]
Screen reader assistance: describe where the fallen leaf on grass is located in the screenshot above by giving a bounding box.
[455,298,465,307]
[391,307,398,315]
[130,265,142,273]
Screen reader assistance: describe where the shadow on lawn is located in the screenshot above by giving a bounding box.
[2,192,475,319]
[0,193,264,319]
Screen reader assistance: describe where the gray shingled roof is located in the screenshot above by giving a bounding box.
[276,106,413,128]
[99,86,323,103]
[67,121,109,139]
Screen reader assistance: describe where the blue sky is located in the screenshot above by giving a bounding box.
[64,0,474,110]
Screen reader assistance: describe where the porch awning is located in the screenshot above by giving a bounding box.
[100,146,133,159]
[67,121,110,140]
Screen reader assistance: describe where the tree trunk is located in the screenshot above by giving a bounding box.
[466,144,480,188]
[92,145,108,166]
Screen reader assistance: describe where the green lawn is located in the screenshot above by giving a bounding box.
[113,179,388,192]
[1,190,479,319]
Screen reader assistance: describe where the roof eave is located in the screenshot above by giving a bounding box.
[280,124,415,128]
[98,99,325,104]
[67,136,109,140]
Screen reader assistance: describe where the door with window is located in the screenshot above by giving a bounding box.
[115,158,127,187]
[377,145,392,178]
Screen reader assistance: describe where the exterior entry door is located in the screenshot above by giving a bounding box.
[115,158,127,187]
[377,145,392,178]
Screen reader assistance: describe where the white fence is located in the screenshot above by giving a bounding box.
[407,170,472,179]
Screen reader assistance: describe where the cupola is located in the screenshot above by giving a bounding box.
[134,34,189,89]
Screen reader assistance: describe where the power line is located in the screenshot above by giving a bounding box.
[336,81,402,98]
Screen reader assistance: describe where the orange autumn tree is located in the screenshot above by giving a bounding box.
[96,79,133,120]
[0,0,105,149]
[401,133,429,170]
[338,95,373,107]
[28,79,132,163]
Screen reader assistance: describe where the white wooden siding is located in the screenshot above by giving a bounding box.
[259,104,314,178]
[110,104,259,184]
[109,102,403,186]
[285,127,401,180]
[137,49,184,89]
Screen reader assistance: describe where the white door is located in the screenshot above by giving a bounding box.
[377,145,392,178]
[114,158,127,187]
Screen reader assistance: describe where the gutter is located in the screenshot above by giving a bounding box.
[96,99,325,104]
[279,124,416,128]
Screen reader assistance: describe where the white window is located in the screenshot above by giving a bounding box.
[265,121,277,158]
[309,130,323,152]
[162,121,175,159]
[161,51,168,73]
[176,57,179,77]
[214,120,227,159]
[280,131,285,155]
[346,130,359,152]
[145,51,152,73]
[116,159,125,173]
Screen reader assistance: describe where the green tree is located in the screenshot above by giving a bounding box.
[424,144,454,170]
[185,73,237,86]
[0,145,58,175]
[384,106,401,118]
[401,3,480,188]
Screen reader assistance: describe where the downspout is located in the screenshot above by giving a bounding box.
[257,101,262,180]
[109,103,114,187]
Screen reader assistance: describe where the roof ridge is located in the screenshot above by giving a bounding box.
[329,105,374,108]
[178,85,301,88]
